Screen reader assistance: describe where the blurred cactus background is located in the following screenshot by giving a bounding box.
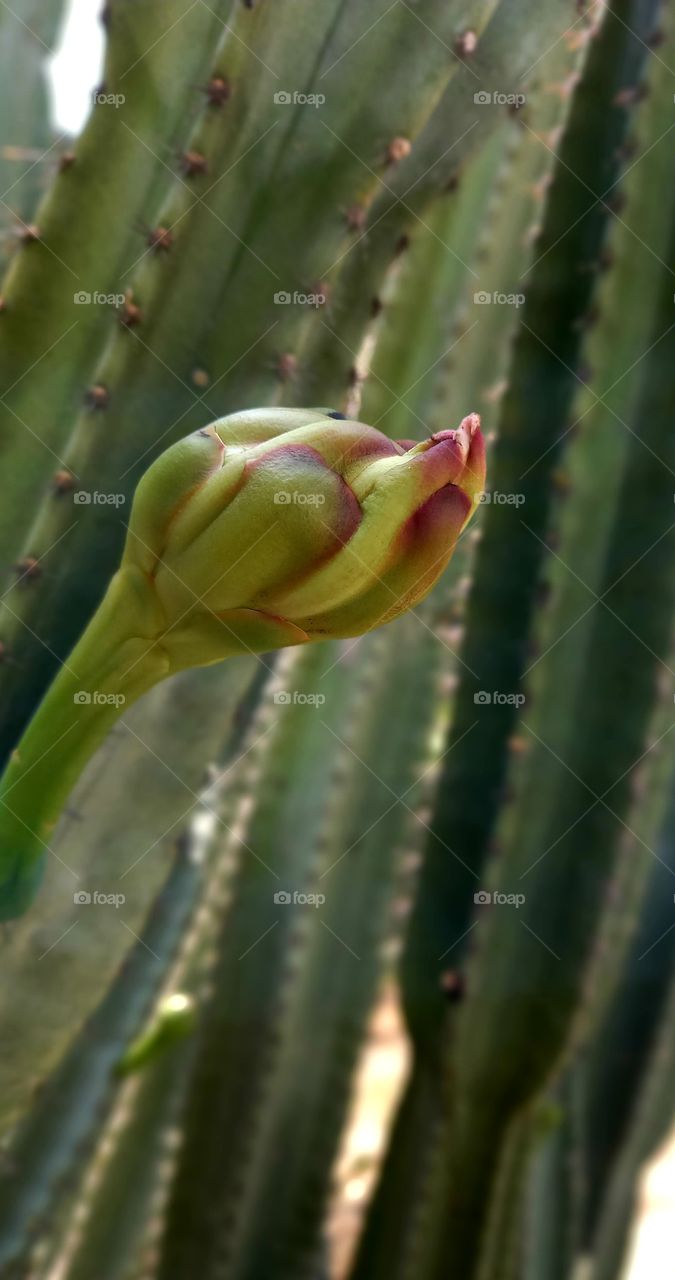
[1,1,675,1277]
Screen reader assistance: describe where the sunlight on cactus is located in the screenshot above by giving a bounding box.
[0,2,674,1280]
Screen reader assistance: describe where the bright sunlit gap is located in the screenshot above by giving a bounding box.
[48,0,104,135]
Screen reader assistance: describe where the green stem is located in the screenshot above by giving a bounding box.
[0,569,168,920]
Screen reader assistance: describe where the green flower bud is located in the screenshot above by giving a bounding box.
[0,408,484,919]
[123,408,485,667]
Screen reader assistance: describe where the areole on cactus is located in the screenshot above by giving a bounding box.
[0,408,484,920]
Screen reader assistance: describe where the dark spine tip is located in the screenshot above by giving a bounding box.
[52,469,76,495]
[181,150,208,177]
[276,353,297,382]
[119,295,142,328]
[14,556,41,582]
[344,203,366,231]
[147,226,173,252]
[204,76,231,107]
[85,383,109,409]
[440,969,465,1003]
[310,279,330,306]
[386,136,411,165]
[454,29,477,57]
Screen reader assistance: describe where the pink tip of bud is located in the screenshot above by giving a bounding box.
[429,413,481,450]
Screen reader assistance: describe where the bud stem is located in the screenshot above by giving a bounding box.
[0,569,168,919]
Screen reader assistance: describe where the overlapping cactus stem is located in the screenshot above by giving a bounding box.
[151,625,440,1279]
[0,648,300,1278]
[0,0,240,571]
[576,729,675,1251]
[0,0,65,268]
[0,850,199,1279]
[156,643,382,1275]
[574,664,675,1048]
[82,652,312,1280]
[591,964,675,1280]
[474,1103,551,1280]
[522,1074,585,1280]
[359,15,591,443]
[0,0,262,769]
[398,0,660,1055]
[350,130,493,427]
[109,601,448,1280]
[0,1,495,779]
[351,4,665,1277]
[339,40,604,1280]
[508,0,675,1051]
[227,622,448,1280]
[210,0,508,414]
[0,653,263,1150]
[356,128,517,435]
[419,7,675,1273]
[289,0,600,411]
[0,667,268,1144]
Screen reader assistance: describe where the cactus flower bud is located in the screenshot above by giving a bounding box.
[122,407,485,664]
[0,409,484,919]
